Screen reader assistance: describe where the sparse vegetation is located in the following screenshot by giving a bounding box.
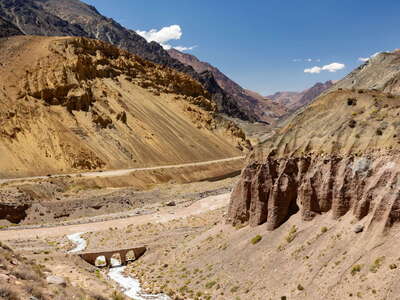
[112,291,125,300]
[351,264,363,276]
[0,286,19,300]
[251,235,262,244]
[205,281,217,289]
[286,225,297,243]
[369,257,385,273]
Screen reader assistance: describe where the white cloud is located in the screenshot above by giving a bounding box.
[304,62,345,74]
[136,25,196,51]
[304,66,323,74]
[136,24,182,44]
[322,62,345,72]
[292,58,320,62]
[174,45,197,51]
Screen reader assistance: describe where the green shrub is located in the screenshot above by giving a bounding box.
[286,225,297,243]
[205,281,217,289]
[369,257,384,273]
[351,264,363,275]
[251,235,262,245]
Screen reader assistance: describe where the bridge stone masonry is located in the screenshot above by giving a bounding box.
[77,246,147,267]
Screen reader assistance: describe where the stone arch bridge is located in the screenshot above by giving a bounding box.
[77,246,146,267]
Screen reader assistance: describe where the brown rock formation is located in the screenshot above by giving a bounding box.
[0,36,249,177]
[228,88,400,232]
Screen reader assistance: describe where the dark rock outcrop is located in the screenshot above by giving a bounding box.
[0,16,23,37]
[0,188,32,223]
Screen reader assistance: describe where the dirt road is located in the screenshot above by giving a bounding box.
[0,193,231,241]
[0,156,245,184]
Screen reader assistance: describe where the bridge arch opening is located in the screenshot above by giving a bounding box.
[95,255,107,267]
[111,253,122,267]
[126,250,135,262]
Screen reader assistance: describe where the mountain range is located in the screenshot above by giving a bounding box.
[0,0,334,124]
[0,0,255,121]
[267,80,334,112]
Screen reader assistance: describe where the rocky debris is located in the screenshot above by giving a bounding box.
[46,275,66,286]
[0,273,10,282]
[116,111,127,124]
[0,242,101,299]
[166,201,176,207]
[353,224,364,233]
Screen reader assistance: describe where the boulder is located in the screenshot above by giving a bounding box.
[46,275,66,287]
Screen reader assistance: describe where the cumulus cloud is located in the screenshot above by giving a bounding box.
[304,62,345,74]
[136,25,196,51]
[304,66,322,74]
[358,57,369,62]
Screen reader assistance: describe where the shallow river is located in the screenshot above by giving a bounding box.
[67,232,171,300]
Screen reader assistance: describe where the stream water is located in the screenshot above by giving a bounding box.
[67,232,171,300]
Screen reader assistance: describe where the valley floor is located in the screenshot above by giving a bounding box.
[1,160,400,300]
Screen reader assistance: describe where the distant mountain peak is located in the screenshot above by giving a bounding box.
[268,80,334,111]
[168,48,288,123]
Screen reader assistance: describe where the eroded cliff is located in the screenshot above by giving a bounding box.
[228,88,400,232]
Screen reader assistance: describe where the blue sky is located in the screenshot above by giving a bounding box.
[83,0,400,95]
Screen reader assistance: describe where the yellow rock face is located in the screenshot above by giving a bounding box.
[0,36,249,177]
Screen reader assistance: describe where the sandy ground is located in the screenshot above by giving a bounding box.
[0,193,230,241]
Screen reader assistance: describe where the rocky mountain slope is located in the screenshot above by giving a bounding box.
[168,48,288,123]
[333,50,400,94]
[0,16,23,38]
[228,86,400,232]
[0,36,249,178]
[0,0,254,121]
[268,80,334,112]
[150,66,400,299]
